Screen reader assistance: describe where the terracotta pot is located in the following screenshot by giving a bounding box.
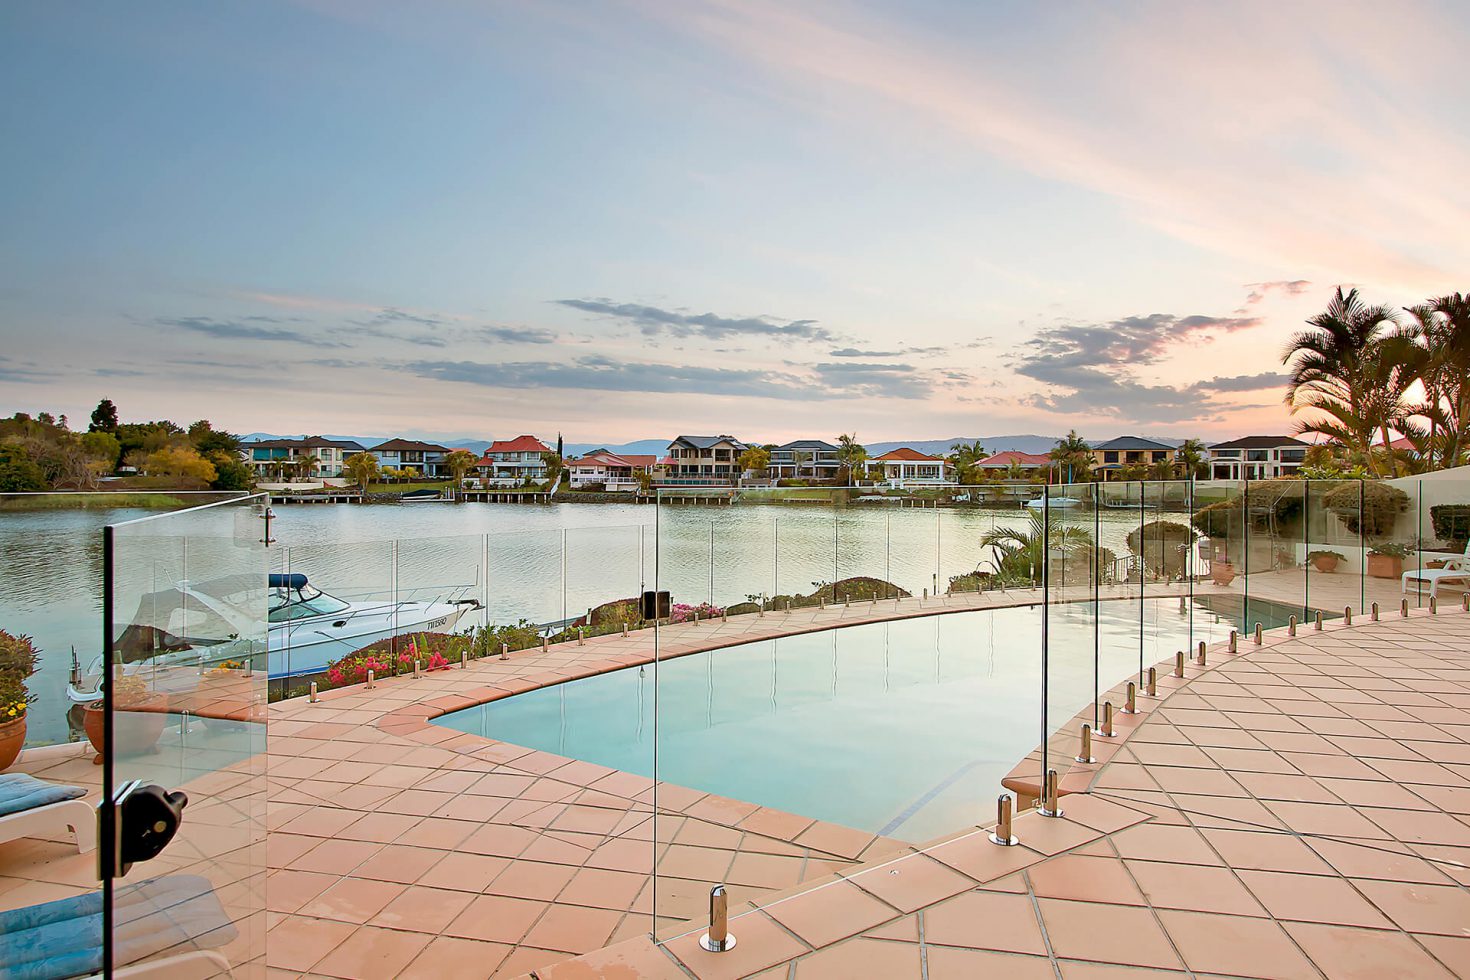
[0,716,25,771]
[1211,561,1236,586]
[1309,556,1341,574]
[81,697,169,759]
[1366,554,1404,579]
[1426,560,1446,570]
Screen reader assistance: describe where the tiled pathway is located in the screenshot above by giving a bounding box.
[538,606,1470,978]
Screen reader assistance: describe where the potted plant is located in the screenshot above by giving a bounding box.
[0,675,35,771]
[82,673,169,761]
[0,631,39,771]
[1366,542,1410,579]
[1307,550,1346,573]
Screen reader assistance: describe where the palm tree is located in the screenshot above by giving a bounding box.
[980,511,1095,587]
[1283,287,1400,476]
[443,449,480,499]
[946,440,987,485]
[792,449,812,480]
[540,450,565,491]
[835,433,867,485]
[293,455,320,480]
[1147,458,1177,481]
[343,451,380,492]
[1050,430,1093,484]
[1174,439,1209,479]
[1402,293,1470,469]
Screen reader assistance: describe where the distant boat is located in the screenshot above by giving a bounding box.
[1026,496,1083,510]
[401,488,453,502]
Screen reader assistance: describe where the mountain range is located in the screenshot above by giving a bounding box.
[240,432,1185,458]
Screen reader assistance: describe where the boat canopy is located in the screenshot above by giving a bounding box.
[268,573,309,589]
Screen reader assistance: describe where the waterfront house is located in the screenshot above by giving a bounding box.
[476,435,553,486]
[660,435,748,486]
[1091,436,1176,480]
[975,450,1052,475]
[871,448,952,487]
[247,436,366,479]
[1208,435,1309,480]
[769,439,841,481]
[568,450,657,492]
[369,438,453,478]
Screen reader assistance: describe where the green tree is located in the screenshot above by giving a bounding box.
[343,452,380,492]
[80,430,121,469]
[835,433,867,485]
[188,420,242,458]
[208,454,254,491]
[444,449,479,497]
[738,446,770,478]
[946,440,987,485]
[541,450,565,490]
[89,399,118,433]
[0,444,47,492]
[1174,439,1209,479]
[1400,293,1470,470]
[1050,430,1093,483]
[980,511,1095,587]
[143,445,217,488]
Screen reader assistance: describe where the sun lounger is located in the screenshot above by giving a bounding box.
[0,874,237,979]
[1401,542,1470,594]
[0,773,93,855]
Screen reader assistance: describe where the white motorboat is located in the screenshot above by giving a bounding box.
[66,572,480,702]
[1025,496,1083,510]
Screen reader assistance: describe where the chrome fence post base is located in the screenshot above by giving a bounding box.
[1371,602,1380,622]
[699,885,736,952]
[1039,769,1064,818]
[1075,724,1095,764]
[1288,615,1297,636]
[1344,606,1353,626]
[990,793,1019,845]
[1146,667,1157,697]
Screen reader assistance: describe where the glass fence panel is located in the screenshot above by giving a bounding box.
[485,527,566,629]
[564,523,645,635]
[1306,479,1365,620]
[1040,482,1100,795]
[105,494,268,977]
[271,538,395,698]
[1413,476,1470,609]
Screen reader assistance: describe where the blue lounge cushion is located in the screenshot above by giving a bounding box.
[0,874,236,980]
[0,773,86,818]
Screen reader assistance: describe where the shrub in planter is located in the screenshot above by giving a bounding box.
[1366,541,1409,578]
[83,673,167,760]
[0,674,35,771]
[1126,521,1195,580]
[1322,482,1409,537]
[0,631,39,679]
[1306,550,1346,573]
[1191,499,1240,540]
[1430,504,1470,552]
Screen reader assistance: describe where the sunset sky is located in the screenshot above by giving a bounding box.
[2,1,1467,444]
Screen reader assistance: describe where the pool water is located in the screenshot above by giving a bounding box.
[434,598,1296,843]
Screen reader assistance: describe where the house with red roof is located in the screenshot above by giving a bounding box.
[871,448,952,487]
[568,450,658,492]
[474,435,553,486]
[976,450,1052,475]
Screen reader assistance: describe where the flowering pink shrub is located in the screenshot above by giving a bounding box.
[325,653,392,687]
[669,602,723,624]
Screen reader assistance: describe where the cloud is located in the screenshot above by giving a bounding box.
[403,354,940,400]
[352,307,448,328]
[0,356,53,383]
[1242,280,1313,306]
[1192,372,1289,394]
[555,298,835,342]
[160,316,344,348]
[405,356,824,399]
[1014,311,1271,422]
[475,326,558,344]
[830,347,903,358]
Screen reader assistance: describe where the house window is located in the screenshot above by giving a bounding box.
[1103,451,1119,464]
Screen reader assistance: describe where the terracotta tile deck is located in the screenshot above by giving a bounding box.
[2,577,1468,979]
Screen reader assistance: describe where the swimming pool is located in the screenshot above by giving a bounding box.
[434,597,1296,843]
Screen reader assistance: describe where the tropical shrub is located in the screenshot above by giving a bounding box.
[1430,504,1470,550]
[0,631,39,679]
[670,602,722,623]
[1322,481,1409,537]
[1126,521,1195,580]
[1191,499,1240,539]
[0,675,33,721]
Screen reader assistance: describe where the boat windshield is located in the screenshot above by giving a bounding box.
[269,583,353,623]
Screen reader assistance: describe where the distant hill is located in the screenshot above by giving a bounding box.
[865,435,1061,456]
[563,439,671,458]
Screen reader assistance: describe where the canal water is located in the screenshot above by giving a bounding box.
[1,496,1177,746]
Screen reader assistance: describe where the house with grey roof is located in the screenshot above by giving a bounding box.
[769,440,841,481]
[1208,436,1309,480]
[660,435,749,486]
